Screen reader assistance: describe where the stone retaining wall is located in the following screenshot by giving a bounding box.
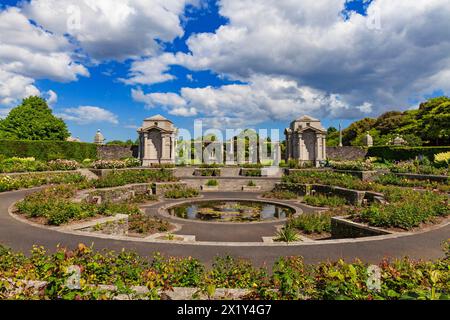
[76,183,155,203]
[96,145,138,160]
[333,170,380,181]
[274,183,310,195]
[393,172,449,183]
[88,167,173,178]
[182,177,279,192]
[313,184,366,205]
[274,183,385,205]
[331,216,391,239]
[327,146,368,161]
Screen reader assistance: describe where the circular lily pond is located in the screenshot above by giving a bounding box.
[167,201,295,222]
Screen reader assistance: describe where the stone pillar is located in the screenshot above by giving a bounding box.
[161,133,171,161]
[285,133,290,161]
[274,142,281,166]
[322,136,326,160]
[143,133,148,159]
[316,134,322,167]
[225,141,235,165]
[171,133,176,162]
[297,133,303,161]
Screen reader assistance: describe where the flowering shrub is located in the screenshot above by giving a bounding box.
[281,171,449,230]
[93,169,177,188]
[288,213,332,234]
[329,160,374,171]
[0,243,448,300]
[124,157,141,167]
[164,187,199,199]
[390,160,448,176]
[91,160,127,169]
[0,157,81,173]
[434,152,450,168]
[16,185,141,226]
[0,157,48,173]
[302,195,348,207]
[91,158,141,169]
[0,173,86,193]
[47,159,80,171]
[358,191,449,230]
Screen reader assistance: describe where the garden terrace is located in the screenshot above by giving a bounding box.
[276,171,449,233]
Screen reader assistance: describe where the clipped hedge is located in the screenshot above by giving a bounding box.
[0,140,98,161]
[367,146,450,161]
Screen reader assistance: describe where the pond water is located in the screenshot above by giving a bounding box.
[167,201,295,222]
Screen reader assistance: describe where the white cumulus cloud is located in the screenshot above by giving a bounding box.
[57,106,119,125]
[129,0,450,124]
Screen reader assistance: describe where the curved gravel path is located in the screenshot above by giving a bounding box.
[0,188,448,266]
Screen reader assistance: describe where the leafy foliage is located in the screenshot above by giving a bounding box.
[289,213,332,234]
[0,140,98,162]
[0,243,448,300]
[302,195,348,207]
[339,96,450,146]
[0,96,69,141]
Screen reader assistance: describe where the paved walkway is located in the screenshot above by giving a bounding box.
[0,188,448,266]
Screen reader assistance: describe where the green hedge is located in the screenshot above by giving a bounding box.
[367,146,450,161]
[0,140,98,161]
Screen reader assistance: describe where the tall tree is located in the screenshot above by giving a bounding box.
[342,118,376,145]
[0,96,69,141]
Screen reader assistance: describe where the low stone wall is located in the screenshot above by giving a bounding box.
[77,183,154,203]
[274,183,385,205]
[284,168,331,175]
[333,170,380,181]
[97,145,139,160]
[274,183,310,195]
[393,172,449,183]
[153,182,188,195]
[331,216,391,239]
[327,146,368,161]
[182,177,280,192]
[89,167,173,178]
[78,215,129,236]
[313,184,366,205]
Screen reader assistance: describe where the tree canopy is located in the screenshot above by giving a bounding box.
[0,96,69,141]
[331,96,450,147]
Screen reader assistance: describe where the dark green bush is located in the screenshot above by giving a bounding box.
[368,146,450,161]
[0,140,98,161]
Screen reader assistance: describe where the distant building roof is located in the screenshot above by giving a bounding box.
[144,114,173,123]
[295,115,320,122]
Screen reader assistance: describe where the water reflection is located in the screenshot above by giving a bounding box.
[168,201,294,222]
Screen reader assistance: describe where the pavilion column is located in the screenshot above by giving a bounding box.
[297,133,303,161]
[316,134,321,166]
[225,141,235,165]
[143,133,148,159]
[322,136,326,160]
[171,133,176,162]
[285,133,290,161]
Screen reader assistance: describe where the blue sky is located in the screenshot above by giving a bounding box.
[0,0,448,142]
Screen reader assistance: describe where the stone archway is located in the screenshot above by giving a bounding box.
[303,130,316,161]
[147,129,162,162]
